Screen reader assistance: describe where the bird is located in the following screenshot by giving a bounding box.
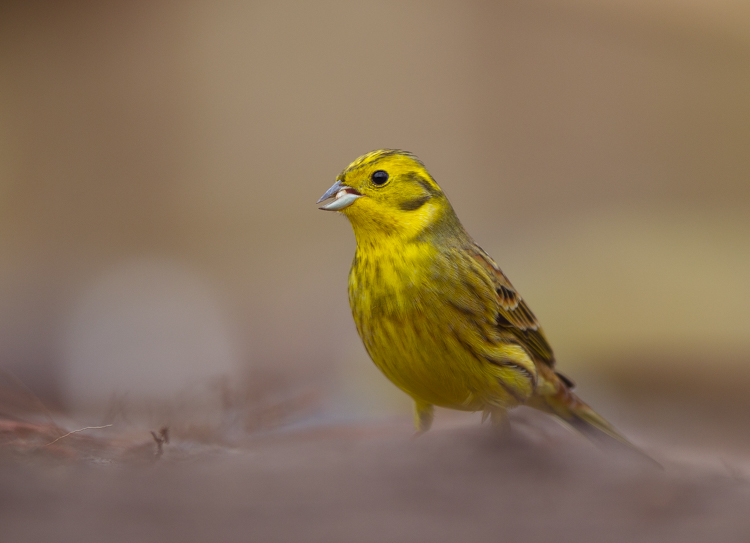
[317,149,637,450]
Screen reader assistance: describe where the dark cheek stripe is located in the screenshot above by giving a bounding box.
[399,194,431,211]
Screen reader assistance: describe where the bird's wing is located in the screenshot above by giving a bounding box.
[469,244,556,367]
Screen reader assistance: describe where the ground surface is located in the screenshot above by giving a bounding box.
[2,410,749,543]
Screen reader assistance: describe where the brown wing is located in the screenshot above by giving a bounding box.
[469,244,556,367]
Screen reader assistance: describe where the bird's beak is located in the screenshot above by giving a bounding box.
[317,180,363,211]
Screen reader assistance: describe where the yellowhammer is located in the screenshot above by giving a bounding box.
[318,149,634,448]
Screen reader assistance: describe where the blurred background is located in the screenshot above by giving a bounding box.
[0,0,749,448]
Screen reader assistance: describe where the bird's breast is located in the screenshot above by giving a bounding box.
[348,241,438,322]
[346,241,497,409]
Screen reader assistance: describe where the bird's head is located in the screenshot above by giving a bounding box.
[317,149,456,241]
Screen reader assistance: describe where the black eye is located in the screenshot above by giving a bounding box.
[371,170,389,186]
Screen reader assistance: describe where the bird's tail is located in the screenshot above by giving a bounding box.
[530,371,659,466]
[543,386,632,446]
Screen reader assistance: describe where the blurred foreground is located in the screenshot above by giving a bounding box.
[2,405,750,543]
[3,365,750,543]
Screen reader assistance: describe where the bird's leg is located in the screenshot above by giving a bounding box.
[413,401,434,435]
[486,407,511,435]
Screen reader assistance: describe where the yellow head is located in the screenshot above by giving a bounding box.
[317,150,459,243]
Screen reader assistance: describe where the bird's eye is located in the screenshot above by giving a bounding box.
[371,170,389,186]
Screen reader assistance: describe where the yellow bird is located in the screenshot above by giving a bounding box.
[318,149,633,447]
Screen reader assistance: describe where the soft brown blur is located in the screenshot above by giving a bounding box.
[3,0,749,419]
[2,1,750,540]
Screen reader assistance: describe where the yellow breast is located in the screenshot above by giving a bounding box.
[348,237,525,411]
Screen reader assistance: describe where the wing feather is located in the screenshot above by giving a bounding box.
[469,244,556,367]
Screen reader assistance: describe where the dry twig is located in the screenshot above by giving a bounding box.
[43,424,113,447]
[151,426,169,458]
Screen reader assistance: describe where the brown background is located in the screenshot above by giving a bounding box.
[2,0,749,421]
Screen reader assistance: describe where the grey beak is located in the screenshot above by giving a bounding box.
[317,180,364,211]
[317,180,344,204]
